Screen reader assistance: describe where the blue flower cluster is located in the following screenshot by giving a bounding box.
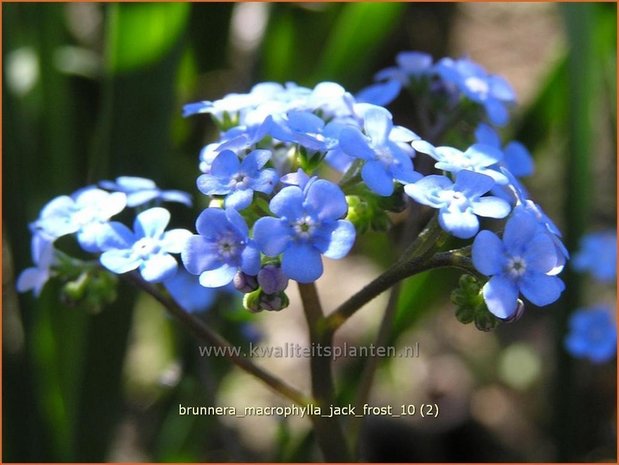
[565,307,616,363]
[18,51,568,320]
[572,231,617,282]
[564,231,616,363]
[16,180,210,313]
[358,51,516,126]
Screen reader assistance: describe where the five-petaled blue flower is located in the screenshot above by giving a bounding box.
[435,57,516,126]
[340,105,421,196]
[197,149,278,210]
[100,176,192,207]
[99,207,191,283]
[472,209,565,319]
[182,207,261,287]
[404,170,511,239]
[253,179,356,283]
[565,307,617,363]
[572,231,617,282]
[32,187,127,253]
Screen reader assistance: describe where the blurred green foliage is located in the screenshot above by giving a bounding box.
[3,3,616,462]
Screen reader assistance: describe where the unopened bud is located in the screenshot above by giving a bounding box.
[234,271,259,293]
[243,289,263,313]
[257,264,288,294]
[259,291,289,312]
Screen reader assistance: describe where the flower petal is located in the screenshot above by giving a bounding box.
[519,272,564,307]
[225,207,249,237]
[197,173,229,196]
[97,221,134,251]
[304,179,348,221]
[181,235,222,275]
[282,242,323,283]
[194,208,229,239]
[100,249,141,274]
[322,220,356,259]
[140,253,178,283]
[16,267,50,296]
[471,196,511,219]
[439,208,479,239]
[199,264,237,287]
[503,209,538,252]
[339,127,375,161]
[269,186,305,220]
[134,207,170,239]
[472,230,505,276]
[253,217,291,256]
[250,168,278,194]
[356,80,402,106]
[363,106,393,144]
[361,160,394,196]
[482,275,519,319]
[225,189,254,210]
[161,228,192,254]
[241,242,261,275]
[210,150,241,177]
[78,222,111,253]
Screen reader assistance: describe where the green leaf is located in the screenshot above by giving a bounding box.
[313,3,405,84]
[106,3,190,74]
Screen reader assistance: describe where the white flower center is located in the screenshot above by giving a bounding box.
[465,76,489,97]
[231,173,251,189]
[507,256,527,278]
[134,237,160,258]
[375,147,394,166]
[217,235,239,259]
[293,216,317,239]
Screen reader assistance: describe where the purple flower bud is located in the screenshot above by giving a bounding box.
[259,291,289,312]
[257,264,288,294]
[234,271,259,293]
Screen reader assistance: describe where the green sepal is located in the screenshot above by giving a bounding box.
[451,274,500,331]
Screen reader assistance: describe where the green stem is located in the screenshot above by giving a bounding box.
[325,214,446,333]
[324,248,474,334]
[349,280,401,454]
[124,273,311,407]
[298,282,351,462]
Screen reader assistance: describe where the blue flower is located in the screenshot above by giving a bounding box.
[253,179,356,283]
[412,140,508,185]
[572,231,617,282]
[435,57,516,126]
[269,110,344,153]
[565,307,616,363]
[197,150,278,210]
[163,269,219,313]
[16,234,55,296]
[99,207,191,283]
[475,123,534,177]
[181,208,261,287]
[472,209,565,319]
[357,51,433,106]
[339,105,421,196]
[100,176,192,207]
[404,170,511,239]
[32,187,127,252]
